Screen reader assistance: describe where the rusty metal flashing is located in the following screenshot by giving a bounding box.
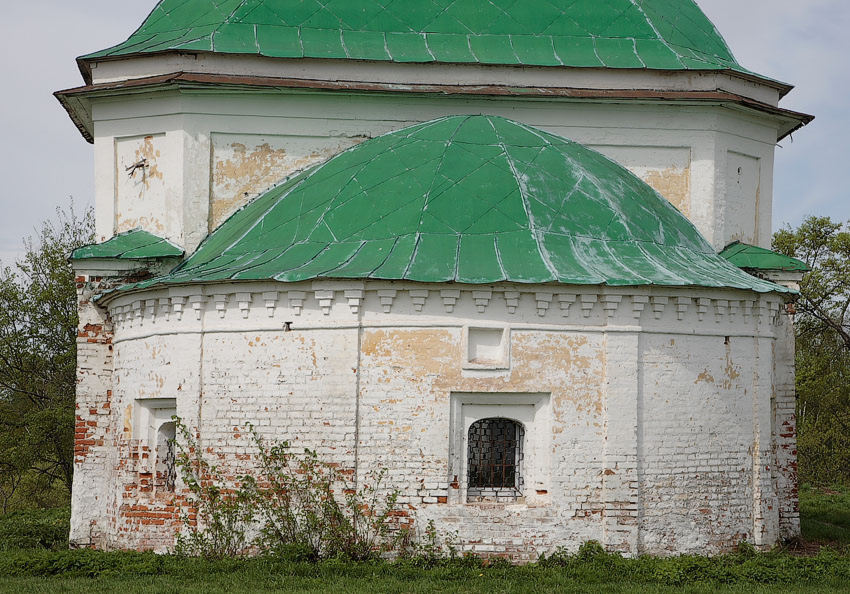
[56,71,813,145]
[55,92,94,144]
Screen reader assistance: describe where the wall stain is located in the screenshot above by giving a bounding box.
[129,136,164,193]
[722,346,742,390]
[643,166,691,216]
[695,370,715,385]
[115,215,166,235]
[361,328,605,419]
[123,404,133,439]
[211,138,365,229]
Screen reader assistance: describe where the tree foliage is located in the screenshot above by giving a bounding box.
[774,216,850,485]
[0,204,94,511]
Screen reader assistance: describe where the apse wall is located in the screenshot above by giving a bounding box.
[72,280,792,557]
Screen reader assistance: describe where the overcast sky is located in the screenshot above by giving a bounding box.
[0,0,847,265]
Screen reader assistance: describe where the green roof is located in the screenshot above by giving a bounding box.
[720,242,810,273]
[72,229,184,260]
[83,0,749,74]
[128,115,787,294]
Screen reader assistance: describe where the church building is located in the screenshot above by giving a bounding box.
[58,0,812,558]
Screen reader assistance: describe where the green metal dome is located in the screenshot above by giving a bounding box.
[138,115,784,293]
[84,0,748,74]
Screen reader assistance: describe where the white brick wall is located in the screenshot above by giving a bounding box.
[71,280,796,557]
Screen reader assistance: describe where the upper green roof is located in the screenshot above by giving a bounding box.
[720,242,810,273]
[72,229,184,260]
[130,115,786,293]
[83,0,748,74]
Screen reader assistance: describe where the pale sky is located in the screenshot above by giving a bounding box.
[0,0,847,265]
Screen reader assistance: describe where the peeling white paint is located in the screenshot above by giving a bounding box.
[71,279,797,557]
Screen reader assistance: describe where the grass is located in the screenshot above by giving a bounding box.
[800,484,850,547]
[0,549,849,594]
[1,574,849,593]
[0,486,847,593]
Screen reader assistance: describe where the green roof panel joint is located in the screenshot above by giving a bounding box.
[122,116,791,295]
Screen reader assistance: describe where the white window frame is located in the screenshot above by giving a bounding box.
[134,398,177,477]
[449,392,551,504]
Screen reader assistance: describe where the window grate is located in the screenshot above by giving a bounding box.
[467,418,523,501]
[164,437,177,492]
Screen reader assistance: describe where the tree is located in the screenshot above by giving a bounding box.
[773,216,850,484]
[0,203,94,509]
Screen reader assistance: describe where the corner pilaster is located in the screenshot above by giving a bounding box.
[602,331,641,555]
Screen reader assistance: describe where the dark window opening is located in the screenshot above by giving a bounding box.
[467,417,524,502]
[156,421,177,492]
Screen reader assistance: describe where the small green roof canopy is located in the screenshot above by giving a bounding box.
[720,241,810,273]
[84,0,751,75]
[131,115,787,293]
[72,229,183,260]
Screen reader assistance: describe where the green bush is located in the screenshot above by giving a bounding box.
[245,424,405,561]
[172,420,409,560]
[172,422,254,559]
[0,507,70,551]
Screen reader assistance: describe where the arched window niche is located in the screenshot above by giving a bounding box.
[449,392,551,506]
[467,417,524,502]
[133,398,177,495]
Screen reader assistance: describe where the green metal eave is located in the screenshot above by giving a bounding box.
[72,229,184,260]
[124,115,789,294]
[719,241,810,273]
[81,0,762,79]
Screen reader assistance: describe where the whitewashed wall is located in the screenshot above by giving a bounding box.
[90,89,782,253]
[69,279,791,558]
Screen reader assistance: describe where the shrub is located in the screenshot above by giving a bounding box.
[0,507,70,551]
[245,423,409,560]
[400,519,459,566]
[172,420,409,560]
[172,422,254,559]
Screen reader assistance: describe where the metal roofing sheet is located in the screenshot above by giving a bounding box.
[127,115,789,293]
[71,229,184,260]
[83,0,751,75]
[719,241,810,272]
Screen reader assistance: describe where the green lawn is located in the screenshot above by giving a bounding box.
[1,574,849,594]
[800,484,850,547]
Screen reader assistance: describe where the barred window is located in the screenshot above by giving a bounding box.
[467,418,524,502]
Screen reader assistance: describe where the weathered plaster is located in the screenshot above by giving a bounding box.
[210,134,363,228]
[91,91,782,253]
[114,134,170,235]
[70,280,793,558]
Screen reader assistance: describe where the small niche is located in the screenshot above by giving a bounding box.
[465,326,509,369]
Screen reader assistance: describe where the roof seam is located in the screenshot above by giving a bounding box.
[488,116,558,280]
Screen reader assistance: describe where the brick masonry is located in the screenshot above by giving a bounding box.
[69,280,800,558]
